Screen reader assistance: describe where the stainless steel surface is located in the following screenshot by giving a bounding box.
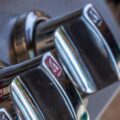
[35,8,82,35]
[54,4,120,95]
[11,70,74,120]
[0,0,119,119]
[55,27,96,94]
[11,3,119,95]
[0,108,13,120]
[35,32,54,56]
[0,44,89,119]
[12,10,49,63]
[10,52,88,120]
[82,4,120,70]
[41,52,87,119]
[11,76,44,120]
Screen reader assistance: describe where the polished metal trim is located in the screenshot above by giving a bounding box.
[82,4,120,79]
[0,108,13,120]
[12,11,49,63]
[11,76,45,120]
[55,27,97,94]
[41,52,88,119]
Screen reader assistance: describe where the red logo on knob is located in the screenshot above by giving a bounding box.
[45,56,62,77]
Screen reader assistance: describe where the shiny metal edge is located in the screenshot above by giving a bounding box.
[41,52,88,120]
[54,27,97,94]
[0,108,13,120]
[12,11,49,63]
[83,3,120,79]
[10,76,45,120]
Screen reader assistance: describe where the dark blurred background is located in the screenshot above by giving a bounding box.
[107,0,120,25]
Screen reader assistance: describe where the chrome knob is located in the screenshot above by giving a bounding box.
[54,4,120,94]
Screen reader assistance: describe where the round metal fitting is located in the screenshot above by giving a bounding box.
[12,10,49,63]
